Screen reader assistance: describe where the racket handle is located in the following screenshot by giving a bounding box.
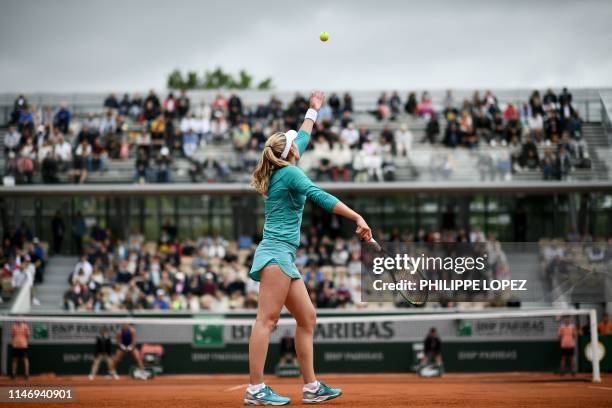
[368,238,381,251]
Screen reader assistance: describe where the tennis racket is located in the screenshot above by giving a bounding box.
[367,238,429,306]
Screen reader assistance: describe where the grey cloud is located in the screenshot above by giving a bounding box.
[0,0,611,92]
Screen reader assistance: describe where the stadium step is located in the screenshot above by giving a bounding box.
[33,255,78,311]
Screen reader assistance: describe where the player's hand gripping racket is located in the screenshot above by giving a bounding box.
[367,238,429,306]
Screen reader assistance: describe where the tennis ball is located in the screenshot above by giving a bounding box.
[319,32,329,42]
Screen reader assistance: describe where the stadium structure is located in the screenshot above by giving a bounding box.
[0,87,611,395]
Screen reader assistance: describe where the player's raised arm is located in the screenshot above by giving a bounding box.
[295,91,325,155]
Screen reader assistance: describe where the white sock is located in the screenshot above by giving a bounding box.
[247,383,266,394]
[303,381,319,392]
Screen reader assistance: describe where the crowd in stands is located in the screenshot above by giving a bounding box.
[540,236,612,302]
[0,224,46,304]
[2,87,590,184]
[62,218,513,312]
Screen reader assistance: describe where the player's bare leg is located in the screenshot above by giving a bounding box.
[130,349,145,371]
[284,279,317,384]
[285,278,342,403]
[113,349,125,369]
[248,265,291,385]
[244,266,292,405]
[90,355,102,379]
[23,357,29,378]
[11,357,17,379]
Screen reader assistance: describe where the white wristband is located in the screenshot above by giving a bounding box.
[305,108,318,122]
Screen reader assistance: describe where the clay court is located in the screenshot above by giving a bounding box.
[1,373,610,407]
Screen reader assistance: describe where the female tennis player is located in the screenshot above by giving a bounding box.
[245,91,372,405]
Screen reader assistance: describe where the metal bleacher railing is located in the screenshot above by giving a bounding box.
[0,88,609,125]
[600,90,612,142]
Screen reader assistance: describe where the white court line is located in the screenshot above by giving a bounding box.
[588,386,612,391]
[224,384,248,392]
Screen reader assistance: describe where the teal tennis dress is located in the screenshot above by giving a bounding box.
[249,129,339,282]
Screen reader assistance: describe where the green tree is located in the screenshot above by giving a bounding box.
[168,67,273,90]
[257,77,273,90]
[186,71,199,89]
[235,70,253,89]
[167,69,185,89]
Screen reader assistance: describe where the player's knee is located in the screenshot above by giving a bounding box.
[257,313,280,331]
[298,308,317,331]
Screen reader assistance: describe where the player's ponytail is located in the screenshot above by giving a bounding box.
[252,132,292,196]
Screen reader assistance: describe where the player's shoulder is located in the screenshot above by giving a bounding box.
[277,165,304,177]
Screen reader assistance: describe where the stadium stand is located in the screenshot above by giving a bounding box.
[1,88,609,185]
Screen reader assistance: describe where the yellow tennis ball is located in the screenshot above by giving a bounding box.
[320,32,329,42]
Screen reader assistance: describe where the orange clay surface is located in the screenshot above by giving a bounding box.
[0,373,610,408]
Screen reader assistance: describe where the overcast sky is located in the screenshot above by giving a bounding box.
[1,0,611,93]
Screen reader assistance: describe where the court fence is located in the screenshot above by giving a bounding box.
[0,308,602,382]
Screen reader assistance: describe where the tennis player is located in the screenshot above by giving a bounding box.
[245,91,372,405]
[113,323,148,379]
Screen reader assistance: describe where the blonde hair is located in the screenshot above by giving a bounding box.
[251,132,292,196]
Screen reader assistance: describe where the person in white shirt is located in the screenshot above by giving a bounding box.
[330,142,352,181]
[98,111,117,136]
[362,136,383,181]
[74,255,93,281]
[11,267,28,289]
[54,135,73,167]
[37,139,54,162]
[4,126,21,153]
[395,123,413,157]
[340,123,359,148]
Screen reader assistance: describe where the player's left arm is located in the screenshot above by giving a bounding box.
[296,91,325,155]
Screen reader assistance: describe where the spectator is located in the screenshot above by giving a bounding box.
[91,137,108,173]
[389,91,401,118]
[11,321,30,379]
[156,147,172,183]
[227,94,243,125]
[134,148,150,184]
[4,125,21,155]
[72,139,90,184]
[51,211,65,254]
[103,93,119,111]
[330,141,352,181]
[558,317,576,375]
[53,134,73,171]
[163,92,177,119]
[177,90,190,119]
[598,313,612,336]
[443,122,462,148]
[340,122,359,149]
[72,212,86,255]
[18,138,35,183]
[405,92,417,116]
[119,93,131,116]
[182,128,199,158]
[143,90,161,122]
[327,93,341,118]
[54,102,71,133]
[423,113,440,144]
[342,93,353,113]
[375,92,390,121]
[99,110,116,138]
[417,92,434,117]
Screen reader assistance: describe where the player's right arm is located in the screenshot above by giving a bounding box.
[284,165,371,241]
[296,91,325,154]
